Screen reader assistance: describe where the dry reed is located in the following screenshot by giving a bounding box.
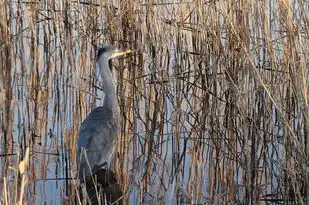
[1,0,309,204]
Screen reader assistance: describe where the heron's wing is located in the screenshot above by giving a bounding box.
[77,107,118,180]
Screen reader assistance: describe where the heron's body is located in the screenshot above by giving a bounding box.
[76,45,133,204]
[77,106,119,180]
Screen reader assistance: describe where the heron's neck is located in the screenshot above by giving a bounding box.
[98,57,119,113]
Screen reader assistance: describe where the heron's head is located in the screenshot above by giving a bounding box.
[97,45,134,61]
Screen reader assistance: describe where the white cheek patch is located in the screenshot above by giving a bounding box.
[110,52,123,59]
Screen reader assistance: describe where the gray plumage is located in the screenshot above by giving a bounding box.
[77,45,133,182]
[77,106,119,181]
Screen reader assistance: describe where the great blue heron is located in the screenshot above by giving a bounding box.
[77,45,134,203]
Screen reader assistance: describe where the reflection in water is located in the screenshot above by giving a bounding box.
[82,168,123,205]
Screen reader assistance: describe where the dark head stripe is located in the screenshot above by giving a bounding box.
[97,48,105,59]
[97,46,117,59]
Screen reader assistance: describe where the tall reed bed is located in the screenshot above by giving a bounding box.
[0,0,309,204]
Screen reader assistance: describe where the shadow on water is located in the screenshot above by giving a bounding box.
[80,168,123,205]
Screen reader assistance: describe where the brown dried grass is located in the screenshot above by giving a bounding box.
[1,0,309,204]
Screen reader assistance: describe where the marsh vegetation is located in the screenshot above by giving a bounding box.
[1,0,309,204]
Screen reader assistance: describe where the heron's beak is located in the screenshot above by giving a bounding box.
[119,50,135,55]
[112,49,135,58]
